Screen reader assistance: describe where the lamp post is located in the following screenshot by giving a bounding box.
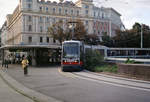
[68,21,77,40]
[141,24,143,48]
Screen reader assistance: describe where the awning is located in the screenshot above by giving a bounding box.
[0,44,61,50]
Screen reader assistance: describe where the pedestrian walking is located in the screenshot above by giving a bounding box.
[4,59,8,68]
[21,57,29,76]
[4,56,9,68]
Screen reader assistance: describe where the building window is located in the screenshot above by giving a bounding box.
[27,0,32,2]
[46,17,49,22]
[28,25,32,31]
[65,9,68,15]
[71,10,73,15]
[53,8,56,13]
[94,22,96,26]
[28,36,32,43]
[39,6,42,11]
[46,27,49,32]
[94,30,96,34]
[39,17,43,22]
[47,37,49,43]
[86,28,88,32]
[53,39,56,43]
[53,18,56,23]
[46,7,48,12]
[86,21,88,25]
[28,4,32,9]
[85,5,89,9]
[102,13,104,18]
[40,37,43,43]
[40,26,43,32]
[98,12,100,17]
[28,16,32,21]
[94,12,96,17]
[98,31,100,35]
[59,8,62,14]
[77,10,79,16]
[85,10,88,15]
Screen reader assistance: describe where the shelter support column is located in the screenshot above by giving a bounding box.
[2,49,5,64]
[31,49,37,66]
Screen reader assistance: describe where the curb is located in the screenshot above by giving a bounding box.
[0,69,63,102]
[72,70,150,91]
[83,70,150,84]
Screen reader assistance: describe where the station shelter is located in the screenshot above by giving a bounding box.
[0,44,61,66]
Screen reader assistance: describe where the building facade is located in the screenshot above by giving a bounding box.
[1,0,124,46]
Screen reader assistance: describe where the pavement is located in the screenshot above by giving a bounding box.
[0,70,33,102]
[73,70,150,91]
[0,64,150,102]
[0,66,62,102]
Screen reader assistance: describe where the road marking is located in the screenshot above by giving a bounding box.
[58,68,77,79]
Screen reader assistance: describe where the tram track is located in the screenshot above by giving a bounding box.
[72,70,150,92]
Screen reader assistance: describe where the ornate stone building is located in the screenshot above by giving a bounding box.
[1,0,124,46]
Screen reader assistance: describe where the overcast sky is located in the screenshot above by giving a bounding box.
[0,0,150,29]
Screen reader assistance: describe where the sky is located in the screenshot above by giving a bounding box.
[0,0,150,29]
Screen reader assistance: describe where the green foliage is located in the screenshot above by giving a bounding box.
[125,58,135,64]
[84,49,104,71]
[84,49,117,73]
[101,22,150,48]
[48,19,102,45]
[84,34,101,45]
[48,20,88,44]
[48,20,66,44]
[132,22,141,32]
[74,20,87,41]
[94,65,118,73]
[101,32,114,47]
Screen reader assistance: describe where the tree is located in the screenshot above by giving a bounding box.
[73,20,87,41]
[101,32,114,47]
[133,22,141,32]
[84,34,100,45]
[48,19,88,44]
[113,29,140,48]
[48,19,105,45]
[48,20,66,44]
[111,22,150,48]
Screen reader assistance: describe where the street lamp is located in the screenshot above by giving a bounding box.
[68,21,77,40]
[141,24,143,48]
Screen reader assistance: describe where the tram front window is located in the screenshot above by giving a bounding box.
[63,43,79,58]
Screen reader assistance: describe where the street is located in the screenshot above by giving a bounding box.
[5,65,150,102]
[0,70,33,102]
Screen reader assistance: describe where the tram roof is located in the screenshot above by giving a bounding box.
[63,40,81,44]
[109,48,150,50]
[0,44,61,50]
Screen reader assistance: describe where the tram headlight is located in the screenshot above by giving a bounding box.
[74,60,79,63]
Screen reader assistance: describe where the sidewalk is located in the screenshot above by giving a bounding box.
[0,66,62,102]
[0,73,33,102]
[73,70,150,91]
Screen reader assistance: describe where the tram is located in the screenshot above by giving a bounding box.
[61,40,84,71]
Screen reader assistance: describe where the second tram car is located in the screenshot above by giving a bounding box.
[61,40,84,71]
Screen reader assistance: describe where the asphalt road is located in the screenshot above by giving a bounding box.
[6,65,150,102]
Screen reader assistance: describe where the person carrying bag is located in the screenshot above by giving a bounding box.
[21,57,29,76]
